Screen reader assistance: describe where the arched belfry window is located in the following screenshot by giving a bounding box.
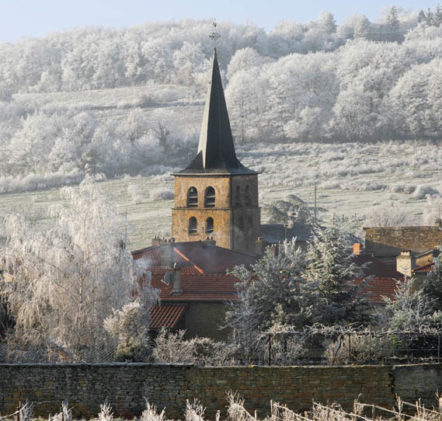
[245,185,252,206]
[187,187,198,207]
[188,217,197,234]
[206,217,214,234]
[204,187,215,207]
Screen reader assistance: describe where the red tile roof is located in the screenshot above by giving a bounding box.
[354,276,404,304]
[132,241,256,274]
[150,304,187,330]
[353,254,403,279]
[151,272,240,302]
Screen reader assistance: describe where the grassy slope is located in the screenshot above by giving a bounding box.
[1,86,441,250]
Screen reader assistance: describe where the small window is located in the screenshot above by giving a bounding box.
[206,217,214,233]
[204,187,215,207]
[187,187,198,207]
[238,216,244,230]
[248,216,253,228]
[188,217,197,234]
[235,186,241,206]
[245,185,252,206]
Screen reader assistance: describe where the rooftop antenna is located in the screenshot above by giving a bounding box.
[209,19,221,48]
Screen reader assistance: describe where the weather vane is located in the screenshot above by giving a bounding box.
[209,20,221,47]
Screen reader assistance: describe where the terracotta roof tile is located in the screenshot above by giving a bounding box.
[151,272,239,302]
[150,304,187,329]
[353,254,403,278]
[355,277,403,304]
[132,241,256,274]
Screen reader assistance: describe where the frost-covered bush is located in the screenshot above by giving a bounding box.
[324,334,394,364]
[421,195,442,225]
[362,203,415,227]
[152,329,236,366]
[412,185,440,200]
[149,187,174,201]
[104,301,153,362]
[127,183,144,204]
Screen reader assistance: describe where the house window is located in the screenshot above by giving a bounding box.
[235,185,241,206]
[187,187,198,207]
[188,217,197,234]
[245,185,252,206]
[206,217,214,233]
[204,187,215,207]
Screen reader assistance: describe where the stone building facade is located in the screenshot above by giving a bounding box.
[364,219,442,260]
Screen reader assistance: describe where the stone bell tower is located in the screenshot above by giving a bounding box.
[171,49,260,255]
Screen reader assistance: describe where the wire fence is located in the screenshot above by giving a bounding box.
[1,326,442,366]
[253,326,442,366]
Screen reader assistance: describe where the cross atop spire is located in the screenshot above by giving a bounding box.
[209,20,221,47]
[181,49,255,174]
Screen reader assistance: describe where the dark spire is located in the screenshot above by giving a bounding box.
[181,49,254,174]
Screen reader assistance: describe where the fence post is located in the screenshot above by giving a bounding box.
[268,334,272,366]
[348,334,352,362]
[438,334,440,362]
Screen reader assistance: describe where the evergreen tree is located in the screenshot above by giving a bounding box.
[304,226,372,326]
[225,239,311,357]
[385,6,402,42]
[383,278,434,331]
[422,253,442,313]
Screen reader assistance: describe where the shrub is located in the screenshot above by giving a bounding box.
[149,188,174,201]
[324,334,394,364]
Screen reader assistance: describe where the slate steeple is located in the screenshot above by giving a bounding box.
[181,49,254,174]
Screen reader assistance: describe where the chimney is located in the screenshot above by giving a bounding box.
[396,250,415,277]
[159,242,175,268]
[255,237,265,257]
[353,243,363,256]
[202,237,216,247]
[170,263,182,295]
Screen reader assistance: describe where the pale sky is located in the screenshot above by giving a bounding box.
[0,0,440,43]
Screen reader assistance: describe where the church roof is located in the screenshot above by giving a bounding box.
[179,49,255,175]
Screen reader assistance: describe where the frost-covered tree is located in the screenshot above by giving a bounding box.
[385,6,402,42]
[1,183,157,361]
[226,239,309,355]
[304,226,371,326]
[266,195,312,225]
[363,203,415,227]
[383,278,435,331]
[421,253,442,313]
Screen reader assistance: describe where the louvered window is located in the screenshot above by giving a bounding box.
[204,187,215,207]
[187,187,198,207]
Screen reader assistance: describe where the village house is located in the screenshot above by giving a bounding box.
[133,239,256,340]
[362,219,441,278]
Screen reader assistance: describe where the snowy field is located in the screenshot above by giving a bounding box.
[1,139,440,251]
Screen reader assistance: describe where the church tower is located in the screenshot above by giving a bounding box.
[171,49,260,255]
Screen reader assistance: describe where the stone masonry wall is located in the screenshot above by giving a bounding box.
[0,363,440,419]
[364,225,442,257]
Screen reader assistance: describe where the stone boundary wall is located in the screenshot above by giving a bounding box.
[0,363,440,419]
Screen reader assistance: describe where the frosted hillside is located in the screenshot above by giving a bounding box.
[1,140,440,250]
[0,9,441,248]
